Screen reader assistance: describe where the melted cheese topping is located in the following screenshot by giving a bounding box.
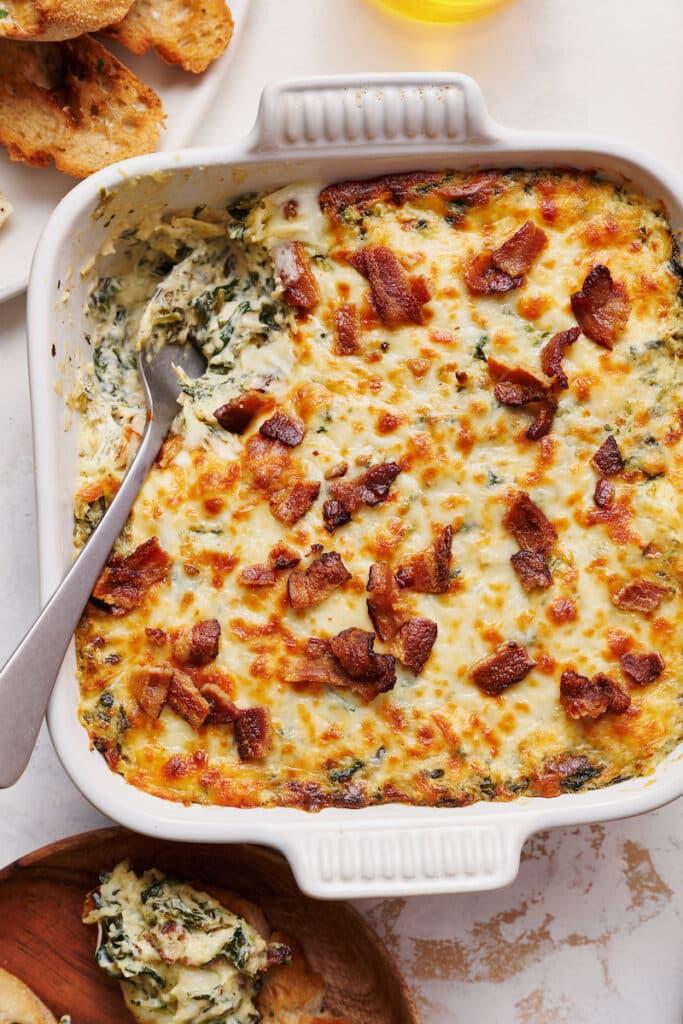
[75,171,683,809]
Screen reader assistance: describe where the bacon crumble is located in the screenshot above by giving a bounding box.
[200,683,238,725]
[270,479,320,525]
[510,549,553,591]
[465,221,546,295]
[593,478,615,508]
[504,492,557,557]
[613,580,670,614]
[540,326,581,389]
[168,670,210,730]
[435,171,499,205]
[259,411,305,447]
[366,562,407,641]
[133,665,173,720]
[333,302,361,355]
[471,641,536,695]
[489,360,558,440]
[620,651,664,685]
[395,525,453,593]
[591,435,624,476]
[172,619,221,666]
[93,537,171,615]
[349,245,427,326]
[395,617,438,675]
[287,551,351,609]
[273,241,320,312]
[560,669,630,719]
[234,706,272,761]
[319,171,443,216]
[214,390,271,434]
[323,462,401,532]
[570,265,631,348]
[329,628,397,694]
[287,632,396,700]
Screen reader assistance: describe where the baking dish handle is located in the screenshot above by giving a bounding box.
[282,818,528,899]
[248,73,500,153]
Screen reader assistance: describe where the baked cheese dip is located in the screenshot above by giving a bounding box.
[74,169,683,809]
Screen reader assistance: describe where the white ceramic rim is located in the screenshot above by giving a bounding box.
[28,72,683,898]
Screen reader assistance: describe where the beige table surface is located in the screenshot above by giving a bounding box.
[0,1,681,1020]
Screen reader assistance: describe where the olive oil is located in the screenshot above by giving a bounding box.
[372,0,507,22]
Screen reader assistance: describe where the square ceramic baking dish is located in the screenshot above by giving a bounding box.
[28,72,683,899]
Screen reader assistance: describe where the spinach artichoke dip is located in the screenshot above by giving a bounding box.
[74,169,683,810]
[83,862,269,1023]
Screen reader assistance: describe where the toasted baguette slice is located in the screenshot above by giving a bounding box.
[0,1,135,41]
[0,966,58,1024]
[106,0,233,74]
[0,34,165,177]
[257,933,351,1024]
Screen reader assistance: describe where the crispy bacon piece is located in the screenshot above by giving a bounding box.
[510,549,552,591]
[269,544,300,570]
[395,617,437,675]
[329,627,396,693]
[367,562,407,641]
[132,665,173,719]
[287,634,396,700]
[234,706,272,761]
[287,551,351,609]
[395,525,453,593]
[594,478,615,508]
[540,326,581,389]
[172,619,221,666]
[323,462,401,532]
[270,480,320,525]
[214,390,271,434]
[471,641,536,695]
[273,241,320,312]
[239,564,277,587]
[319,171,442,216]
[465,221,546,295]
[349,245,426,326]
[560,669,630,719]
[591,435,624,476]
[200,683,238,725]
[168,670,210,730]
[489,360,558,440]
[145,627,167,647]
[504,492,557,557]
[93,537,171,615]
[620,651,664,685]
[490,221,547,277]
[570,265,631,348]
[259,411,305,447]
[333,302,361,355]
[464,252,521,295]
[613,580,670,614]
[435,171,499,204]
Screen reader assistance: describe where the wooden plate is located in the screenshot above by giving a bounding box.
[0,827,419,1024]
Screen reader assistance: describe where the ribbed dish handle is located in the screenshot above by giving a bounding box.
[249,73,500,153]
[283,820,526,899]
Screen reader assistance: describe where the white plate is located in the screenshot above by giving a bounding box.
[0,0,249,304]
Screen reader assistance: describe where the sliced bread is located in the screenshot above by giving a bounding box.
[0,33,165,176]
[106,0,233,74]
[0,1,135,41]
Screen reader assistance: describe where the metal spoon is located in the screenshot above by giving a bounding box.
[0,341,206,787]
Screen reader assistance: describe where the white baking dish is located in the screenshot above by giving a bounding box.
[28,72,683,899]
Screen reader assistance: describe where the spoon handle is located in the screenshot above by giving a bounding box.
[0,414,168,788]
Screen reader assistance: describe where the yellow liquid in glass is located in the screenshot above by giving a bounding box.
[372,0,507,22]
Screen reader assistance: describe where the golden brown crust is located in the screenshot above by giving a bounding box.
[0,34,164,177]
[0,0,134,41]
[0,966,58,1024]
[105,0,234,74]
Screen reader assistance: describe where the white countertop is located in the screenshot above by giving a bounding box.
[1,0,681,1020]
